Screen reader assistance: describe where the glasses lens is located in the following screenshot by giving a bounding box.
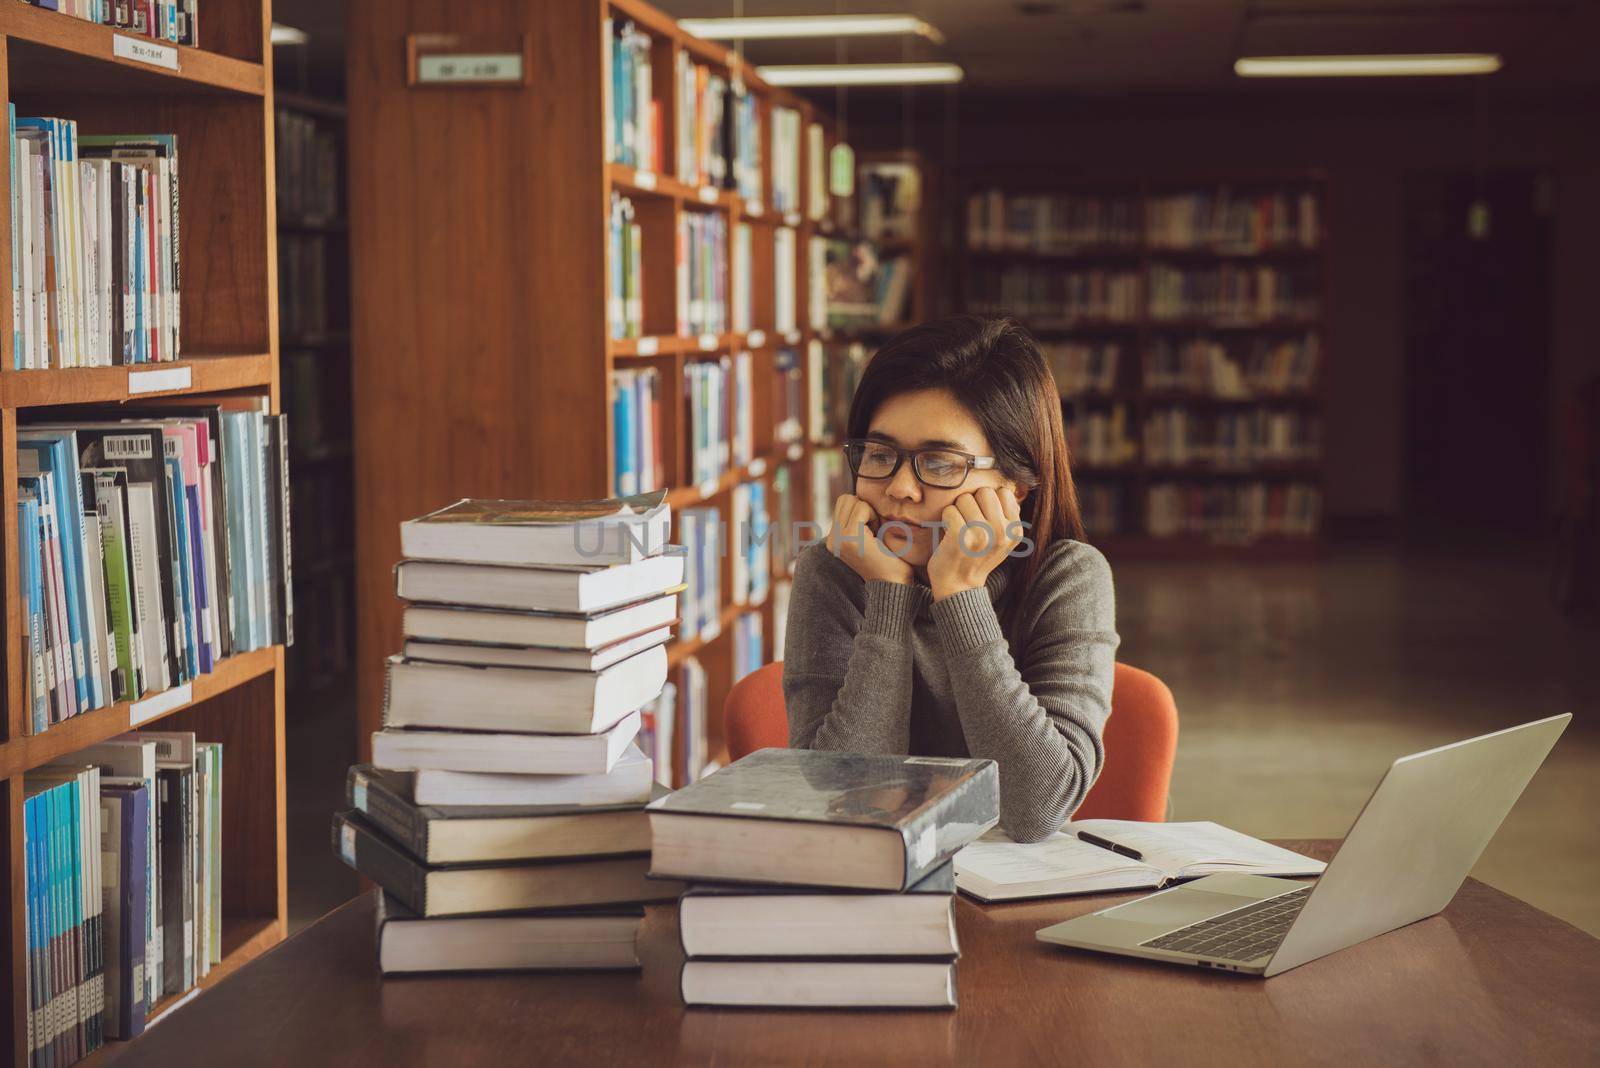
[848,441,900,479]
[915,450,970,488]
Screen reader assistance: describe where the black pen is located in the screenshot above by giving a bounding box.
[1077,830,1143,861]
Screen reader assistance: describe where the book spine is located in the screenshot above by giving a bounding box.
[332,812,431,916]
[271,414,294,647]
[120,786,150,1038]
[345,767,430,862]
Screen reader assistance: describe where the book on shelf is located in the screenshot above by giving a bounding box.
[608,191,643,340]
[18,0,199,43]
[771,578,792,661]
[953,820,1326,902]
[859,161,921,242]
[275,106,341,222]
[773,226,797,334]
[1146,480,1321,539]
[1146,188,1319,251]
[278,232,331,340]
[806,122,826,221]
[405,744,655,808]
[675,507,720,642]
[347,765,659,864]
[647,749,1000,891]
[674,51,728,189]
[966,189,1141,252]
[24,730,221,1067]
[676,657,709,784]
[376,894,643,974]
[398,490,671,568]
[638,681,677,788]
[965,263,1142,323]
[824,239,911,327]
[684,353,753,485]
[1142,333,1321,397]
[611,367,665,496]
[395,551,684,615]
[680,960,957,1010]
[732,610,763,683]
[773,347,804,443]
[371,709,642,776]
[332,810,683,918]
[728,480,769,607]
[382,641,668,735]
[400,625,671,673]
[1044,340,1121,396]
[1147,262,1319,321]
[16,409,291,734]
[808,235,826,330]
[679,863,958,959]
[603,17,661,173]
[676,211,727,337]
[9,116,182,368]
[731,222,752,332]
[770,106,801,215]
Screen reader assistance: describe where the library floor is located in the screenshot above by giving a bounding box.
[283,543,1600,937]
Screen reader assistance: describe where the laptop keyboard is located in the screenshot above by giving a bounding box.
[1140,886,1313,962]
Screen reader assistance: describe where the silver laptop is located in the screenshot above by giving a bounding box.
[1036,714,1571,977]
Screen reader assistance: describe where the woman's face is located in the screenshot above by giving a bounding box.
[853,387,1022,567]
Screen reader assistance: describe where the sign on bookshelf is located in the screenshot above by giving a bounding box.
[113,33,179,71]
[128,366,193,395]
[407,33,531,87]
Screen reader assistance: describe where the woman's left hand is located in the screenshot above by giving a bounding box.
[928,486,1024,602]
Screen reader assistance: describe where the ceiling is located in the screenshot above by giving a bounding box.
[654,0,1600,93]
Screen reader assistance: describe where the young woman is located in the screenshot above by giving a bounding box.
[783,315,1119,843]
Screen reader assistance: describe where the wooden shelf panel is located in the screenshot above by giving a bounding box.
[1,5,266,97]
[0,353,273,408]
[0,646,278,776]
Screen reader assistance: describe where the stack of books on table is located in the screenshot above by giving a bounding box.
[647,749,1000,1009]
[331,491,688,974]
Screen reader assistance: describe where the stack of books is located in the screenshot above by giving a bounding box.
[648,749,1000,1009]
[331,491,688,974]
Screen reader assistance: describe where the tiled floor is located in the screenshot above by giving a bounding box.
[283,543,1600,936]
[1112,543,1600,936]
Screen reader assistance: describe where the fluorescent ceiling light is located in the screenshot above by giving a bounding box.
[759,62,965,87]
[681,15,945,46]
[270,22,308,46]
[1235,53,1502,78]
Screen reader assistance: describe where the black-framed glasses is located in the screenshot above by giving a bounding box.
[842,438,998,490]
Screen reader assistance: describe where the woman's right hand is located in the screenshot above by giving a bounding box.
[827,493,914,586]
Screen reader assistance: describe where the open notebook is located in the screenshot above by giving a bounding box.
[953,820,1326,902]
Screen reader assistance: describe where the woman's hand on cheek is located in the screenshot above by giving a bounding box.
[827,493,914,586]
[928,486,1023,602]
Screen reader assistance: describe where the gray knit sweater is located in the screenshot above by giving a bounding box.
[783,537,1119,843]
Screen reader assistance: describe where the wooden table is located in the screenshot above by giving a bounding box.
[101,841,1599,1066]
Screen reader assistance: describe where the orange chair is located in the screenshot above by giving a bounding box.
[723,660,1178,822]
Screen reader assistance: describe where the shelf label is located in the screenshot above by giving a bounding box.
[745,329,766,349]
[417,53,524,84]
[747,458,768,478]
[787,442,804,462]
[698,185,719,204]
[408,32,531,87]
[697,478,720,499]
[633,169,657,191]
[340,824,357,865]
[745,199,764,217]
[128,366,192,395]
[636,336,659,356]
[784,212,802,227]
[783,330,802,345]
[697,333,718,351]
[114,34,179,71]
[130,682,193,727]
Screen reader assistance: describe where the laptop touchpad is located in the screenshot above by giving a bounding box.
[1102,888,1263,932]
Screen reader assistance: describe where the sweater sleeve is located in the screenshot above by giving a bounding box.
[931,542,1119,843]
[783,543,928,755]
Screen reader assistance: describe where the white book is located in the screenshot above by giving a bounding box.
[401,626,669,672]
[126,483,172,692]
[681,961,956,1009]
[953,821,1327,902]
[395,552,684,614]
[402,591,677,650]
[377,899,641,974]
[411,744,654,807]
[383,643,668,735]
[399,494,671,568]
[372,710,642,776]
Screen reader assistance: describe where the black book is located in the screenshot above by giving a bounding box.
[375,894,644,974]
[347,765,660,865]
[267,413,294,647]
[331,810,684,918]
[156,768,188,996]
[680,863,958,960]
[646,749,999,891]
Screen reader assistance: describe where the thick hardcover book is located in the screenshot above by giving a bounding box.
[679,959,957,1009]
[680,863,958,960]
[399,491,670,567]
[647,749,999,891]
[155,768,186,996]
[371,709,642,776]
[394,552,685,614]
[331,810,684,917]
[375,894,644,974]
[400,591,679,651]
[347,765,661,865]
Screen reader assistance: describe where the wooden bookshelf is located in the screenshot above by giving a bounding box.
[348,0,867,784]
[0,4,287,1064]
[956,174,1330,553]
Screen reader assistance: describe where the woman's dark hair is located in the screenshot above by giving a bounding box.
[845,315,1083,629]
